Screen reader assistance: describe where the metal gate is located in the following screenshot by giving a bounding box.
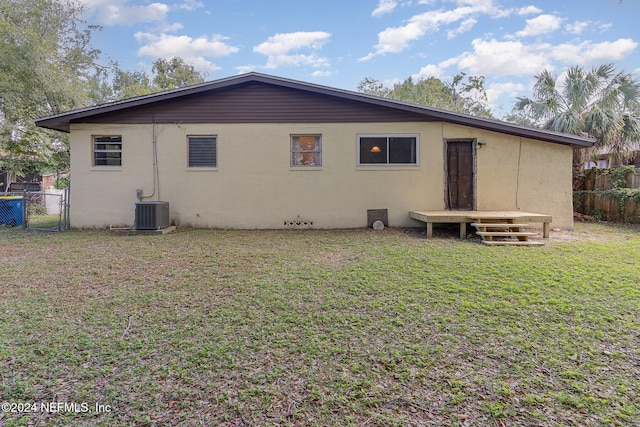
[0,186,70,232]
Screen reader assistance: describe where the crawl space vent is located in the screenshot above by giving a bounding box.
[367,209,388,228]
[284,219,314,228]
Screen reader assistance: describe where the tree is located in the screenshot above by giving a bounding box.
[0,1,208,186]
[447,74,491,117]
[357,73,492,117]
[107,57,208,101]
[152,57,207,91]
[388,77,452,108]
[0,0,101,185]
[112,68,154,100]
[511,63,640,164]
[357,77,390,98]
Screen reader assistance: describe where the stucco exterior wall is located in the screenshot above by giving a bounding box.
[69,121,574,229]
[443,123,574,228]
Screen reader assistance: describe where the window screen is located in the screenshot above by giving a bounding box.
[188,136,217,167]
[93,136,122,167]
[291,135,322,166]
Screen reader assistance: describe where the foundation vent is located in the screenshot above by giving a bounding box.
[284,219,314,228]
[367,209,388,228]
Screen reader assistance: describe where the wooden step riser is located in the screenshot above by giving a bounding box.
[476,232,537,237]
[470,223,530,228]
[482,241,545,246]
[469,219,545,246]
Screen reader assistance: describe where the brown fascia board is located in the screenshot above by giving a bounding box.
[35,72,595,148]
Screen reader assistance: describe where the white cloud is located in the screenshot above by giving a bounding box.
[598,23,613,33]
[236,65,257,74]
[78,0,170,26]
[516,14,563,37]
[414,37,638,83]
[447,18,477,39]
[360,10,465,59]
[177,0,204,11]
[253,32,331,70]
[413,64,446,79]
[361,0,541,60]
[516,5,542,16]
[312,70,333,77]
[160,22,184,33]
[413,56,461,80]
[485,81,526,106]
[78,0,203,25]
[565,20,613,36]
[565,20,590,35]
[372,0,398,17]
[254,32,330,55]
[555,38,638,63]
[452,38,556,77]
[560,19,612,36]
[541,38,637,66]
[135,32,239,73]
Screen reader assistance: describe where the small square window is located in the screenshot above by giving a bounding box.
[291,135,321,167]
[93,136,122,167]
[188,136,217,168]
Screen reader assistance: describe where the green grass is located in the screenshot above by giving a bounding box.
[26,213,63,230]
[0,223,638,426]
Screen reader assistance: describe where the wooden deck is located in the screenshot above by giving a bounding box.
[409,210,552,239]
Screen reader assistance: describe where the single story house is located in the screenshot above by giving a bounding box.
[585,143,640,169]
[36,72,594,231]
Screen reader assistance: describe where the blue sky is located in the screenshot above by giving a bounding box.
[82,0,639,117]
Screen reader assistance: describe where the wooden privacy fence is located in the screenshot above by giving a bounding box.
[574,166,640,222]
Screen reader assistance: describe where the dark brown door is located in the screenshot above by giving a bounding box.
[446,140,474,210]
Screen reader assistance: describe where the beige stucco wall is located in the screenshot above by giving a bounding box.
[69,121,574,229]
[443,123,574,228]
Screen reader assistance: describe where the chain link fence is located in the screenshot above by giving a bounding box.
[0,187,70,232]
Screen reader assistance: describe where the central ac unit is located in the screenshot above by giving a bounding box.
[134,201,170,230]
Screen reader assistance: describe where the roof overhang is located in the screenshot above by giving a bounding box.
[35,72,595,148]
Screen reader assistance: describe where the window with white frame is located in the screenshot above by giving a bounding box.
[188,135,217,168]
[93,136,122,167]
[358,134,418,165]
[291,135,322,167]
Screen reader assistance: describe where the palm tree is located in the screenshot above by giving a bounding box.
[511,63,640,164]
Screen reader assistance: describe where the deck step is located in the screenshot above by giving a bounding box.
[476,231,537,237]
[482,240,545,246]
[470,222,530,228]
[471,219,545,246]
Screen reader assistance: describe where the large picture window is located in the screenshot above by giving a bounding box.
[291,135,321,167]
[93,136,122,167]
[358,134,418,165]
[188,135,217,168]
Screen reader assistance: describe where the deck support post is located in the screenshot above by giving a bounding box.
[409,210,552,240]
[459,222,466,239]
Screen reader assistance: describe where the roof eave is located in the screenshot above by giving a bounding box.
[33,72,596,147]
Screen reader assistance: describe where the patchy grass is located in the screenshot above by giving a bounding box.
[0,224,638,426]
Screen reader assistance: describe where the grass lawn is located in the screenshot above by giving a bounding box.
[0,223,638,426]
